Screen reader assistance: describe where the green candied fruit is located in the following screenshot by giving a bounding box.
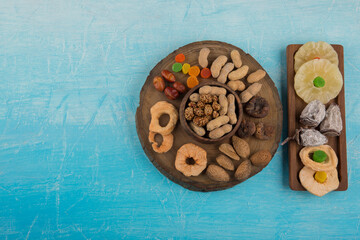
[172,63,183,72]
[312,150,327,163]
[313,76,325,88]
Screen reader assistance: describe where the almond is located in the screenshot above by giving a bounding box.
[206,165,230,182]
[235,159,252,180]
[216,155,235,171]
[250,150,272,167]
[219,143,240,160]
[232,136,250,158]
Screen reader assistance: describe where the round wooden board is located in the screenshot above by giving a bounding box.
[136,41,283,192]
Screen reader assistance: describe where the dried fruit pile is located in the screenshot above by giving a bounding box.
[285,41,344,197]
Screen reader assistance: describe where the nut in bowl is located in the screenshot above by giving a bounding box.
[179,81,243,143]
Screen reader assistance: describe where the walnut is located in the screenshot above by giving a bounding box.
[200,94,213,103]
[212,101,221,111]
[184,107,194,121]
[204,104,213,116]
[197,101,205,109]
[194,107,204,117]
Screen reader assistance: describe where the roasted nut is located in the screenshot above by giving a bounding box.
[206,164,230,182]
[216,154,235,171]
[200,94,213,103]
[219,94,228,115]
[197,101,205,109]
[228,65,249,81]
[198,47,210,68]
[193,116,209,127]
[161,70,176,82]
[153,76,165,92]
[232,136,250,158]
[189,122,206,136]
[212,95,218,102]
[245,96,269,118]
[211,55,228,78]
[240,83,262,103]
[173,82,186,93]
[247,69,266,83]
[209,124,232,139]
[189,93,200,102]
[212,111,220,119]
[188,101,197,108]
[194,107,204,117]
[227,80,245,91]
[219,143,240,160]
[235,159,252,180]
[250,150,272,167]
[237,120,256,138]
[212,101,221,111]
[184,107,194,121]
[254,122,274,140]
[231,50,242,68]
[164,87,179,100]
[204,104,213,116]
[218,62,235,83]
[227,94,237,124]
[207,115,229,131]
[199,86,227,95]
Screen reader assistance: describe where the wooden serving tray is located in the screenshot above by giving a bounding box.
[136,41,283,192]
[286,44,348,191]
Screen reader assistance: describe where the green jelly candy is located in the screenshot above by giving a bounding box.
[313,76,325,88]
[172,63,182,72]
[312,150,327,163]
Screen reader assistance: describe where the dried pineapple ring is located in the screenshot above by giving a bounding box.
[294,41,338,72]
[299,166,339,197]
[294,59,343,104]
[299,145,338,171]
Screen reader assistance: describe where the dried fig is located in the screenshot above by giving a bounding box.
[254,122,274,140]
[237,120,256,138]
[245,96,269,118]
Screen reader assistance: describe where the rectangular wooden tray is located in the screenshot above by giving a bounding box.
[286,44,348,191]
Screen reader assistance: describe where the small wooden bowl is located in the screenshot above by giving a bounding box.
[179,81,243,144]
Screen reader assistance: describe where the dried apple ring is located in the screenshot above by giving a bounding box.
[175,143,207,176]
[299,145,338,171]
[149,101,178,135]
[148,131,173,153]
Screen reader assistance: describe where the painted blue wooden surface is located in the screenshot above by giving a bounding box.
[0,0,359,239]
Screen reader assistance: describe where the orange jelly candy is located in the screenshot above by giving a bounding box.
[313,57,320,60]
[187,76,199,88]
[188,66,200,77]
[175,53,185,63]
[200,68,211,79]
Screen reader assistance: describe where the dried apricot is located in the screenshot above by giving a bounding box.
[200,68,211,79]
[189,66,200,77]
[187,76,199,88]
[175,53,185,63]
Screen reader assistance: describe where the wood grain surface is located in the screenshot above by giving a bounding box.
[286,44,348,191]
[136,41,283,191]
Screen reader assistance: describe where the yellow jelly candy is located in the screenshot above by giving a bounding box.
[314,171,327,183]
[182,63,190,74]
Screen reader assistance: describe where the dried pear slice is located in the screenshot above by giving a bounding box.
[294,59,343,104]
[299,166,339,197]
[294,41,338,72]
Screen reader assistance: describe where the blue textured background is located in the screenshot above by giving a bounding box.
[1,0,359,239]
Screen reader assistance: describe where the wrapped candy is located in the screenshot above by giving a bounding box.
[320,103,343,136]
[281,128,328,147]
[300,100,326,127]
